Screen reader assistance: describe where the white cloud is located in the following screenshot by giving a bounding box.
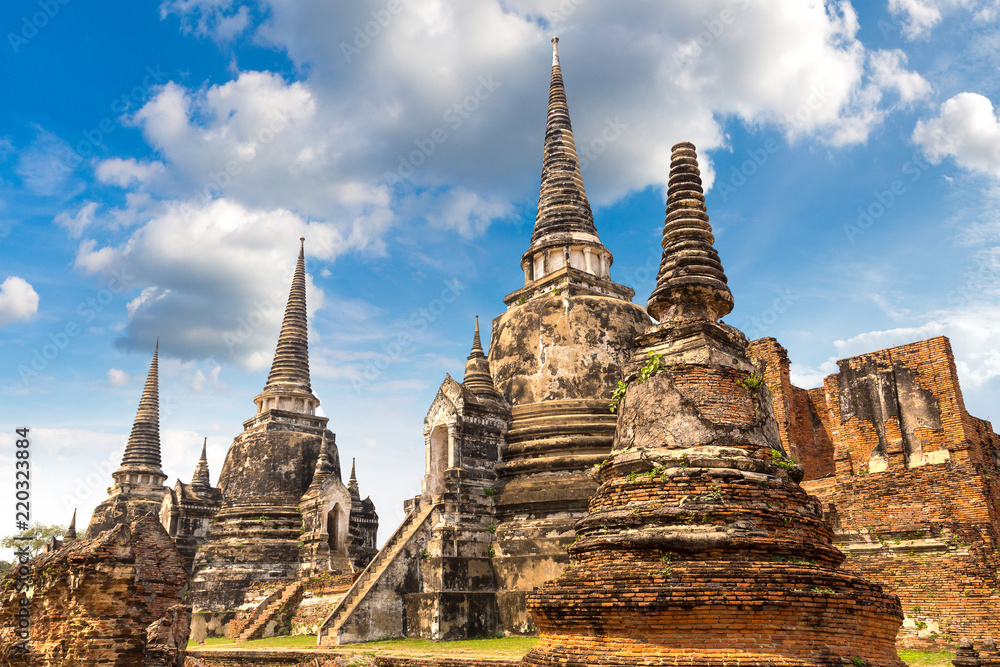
[107,368,131,386]
[96,158,166,188]
[887,0,997,39]
[55,201,100,238]
[914,92,1000,177]
[108,0,931,238]
[73,198,343,369]
[869,49,933,105]
[889,0,945,38]
[0,276,39,326]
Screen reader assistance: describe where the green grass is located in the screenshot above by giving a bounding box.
[189,635,538,657]
[898,649,955,667]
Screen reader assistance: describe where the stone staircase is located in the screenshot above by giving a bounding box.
[232,580,304,643]
[318,500,437,644]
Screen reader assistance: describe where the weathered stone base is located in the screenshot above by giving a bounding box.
[404,591,501,640]
[524,562,905,667]
[190,612,239,642]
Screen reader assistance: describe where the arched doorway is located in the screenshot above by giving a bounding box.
[425,424,449,496]
[327,503,345,554]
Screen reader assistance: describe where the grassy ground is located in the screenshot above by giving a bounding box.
[898,650,955,667]
[190,638,949,664]
[189,635,538,658]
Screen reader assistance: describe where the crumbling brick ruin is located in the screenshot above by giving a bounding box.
[750,335,1000,648]
[0,517,189,666]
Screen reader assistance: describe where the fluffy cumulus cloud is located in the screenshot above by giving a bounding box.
[914,92,1000,177]
[59,0,936,365]
[888,0,997,39]
[72,199,336,369]
[142,0,929,206]
[0,276,39,326]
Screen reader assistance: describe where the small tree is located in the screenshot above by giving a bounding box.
[1,522,68,557]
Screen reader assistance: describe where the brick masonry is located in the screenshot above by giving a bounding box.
[750,335,1000,649]
[0,516,190,666]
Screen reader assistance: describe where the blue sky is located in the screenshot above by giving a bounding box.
[3,0,1000,550]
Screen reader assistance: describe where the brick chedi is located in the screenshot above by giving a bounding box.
[346,458,379,570]
[523,142,904,666]
[319,318,508,644]
[189,238,365,615]
[0,516,190,666]
[751,335,1000,649]
[160,438,224,573]
[488,37,650,633]
[87,341,169,538]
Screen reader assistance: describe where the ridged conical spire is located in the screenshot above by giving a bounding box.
[264,237,312,394]
[348,457,360,501]
[647,142,734,322]
[191,437,211,493]
[308,432,335,490]
[530,37,599,246]
[118,340,164,476]
[463,315,499,399]
[66,509,77,540]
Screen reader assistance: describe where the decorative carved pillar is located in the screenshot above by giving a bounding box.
[447,423,459,469]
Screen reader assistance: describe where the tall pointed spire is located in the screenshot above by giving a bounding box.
[530,36,599,246]
[647,142,734,322]
[463,315,499,399]
[264,237,312,395]
[116,340,164,478]
[191,437,211,493]
[348,457,360,501]
[65,508,77,540]
[308,432,336,490]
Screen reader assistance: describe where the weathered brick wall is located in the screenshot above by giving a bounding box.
[0,516,190,666]
[748,338,834,479]
[759,335,1000,649]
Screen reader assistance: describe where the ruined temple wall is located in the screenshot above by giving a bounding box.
[747,338,834,480]
[760,335,1000,648]
[0,517,189,666]
[845,546,1000,648]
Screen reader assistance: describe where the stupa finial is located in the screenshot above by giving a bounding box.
[647,142,734,322]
